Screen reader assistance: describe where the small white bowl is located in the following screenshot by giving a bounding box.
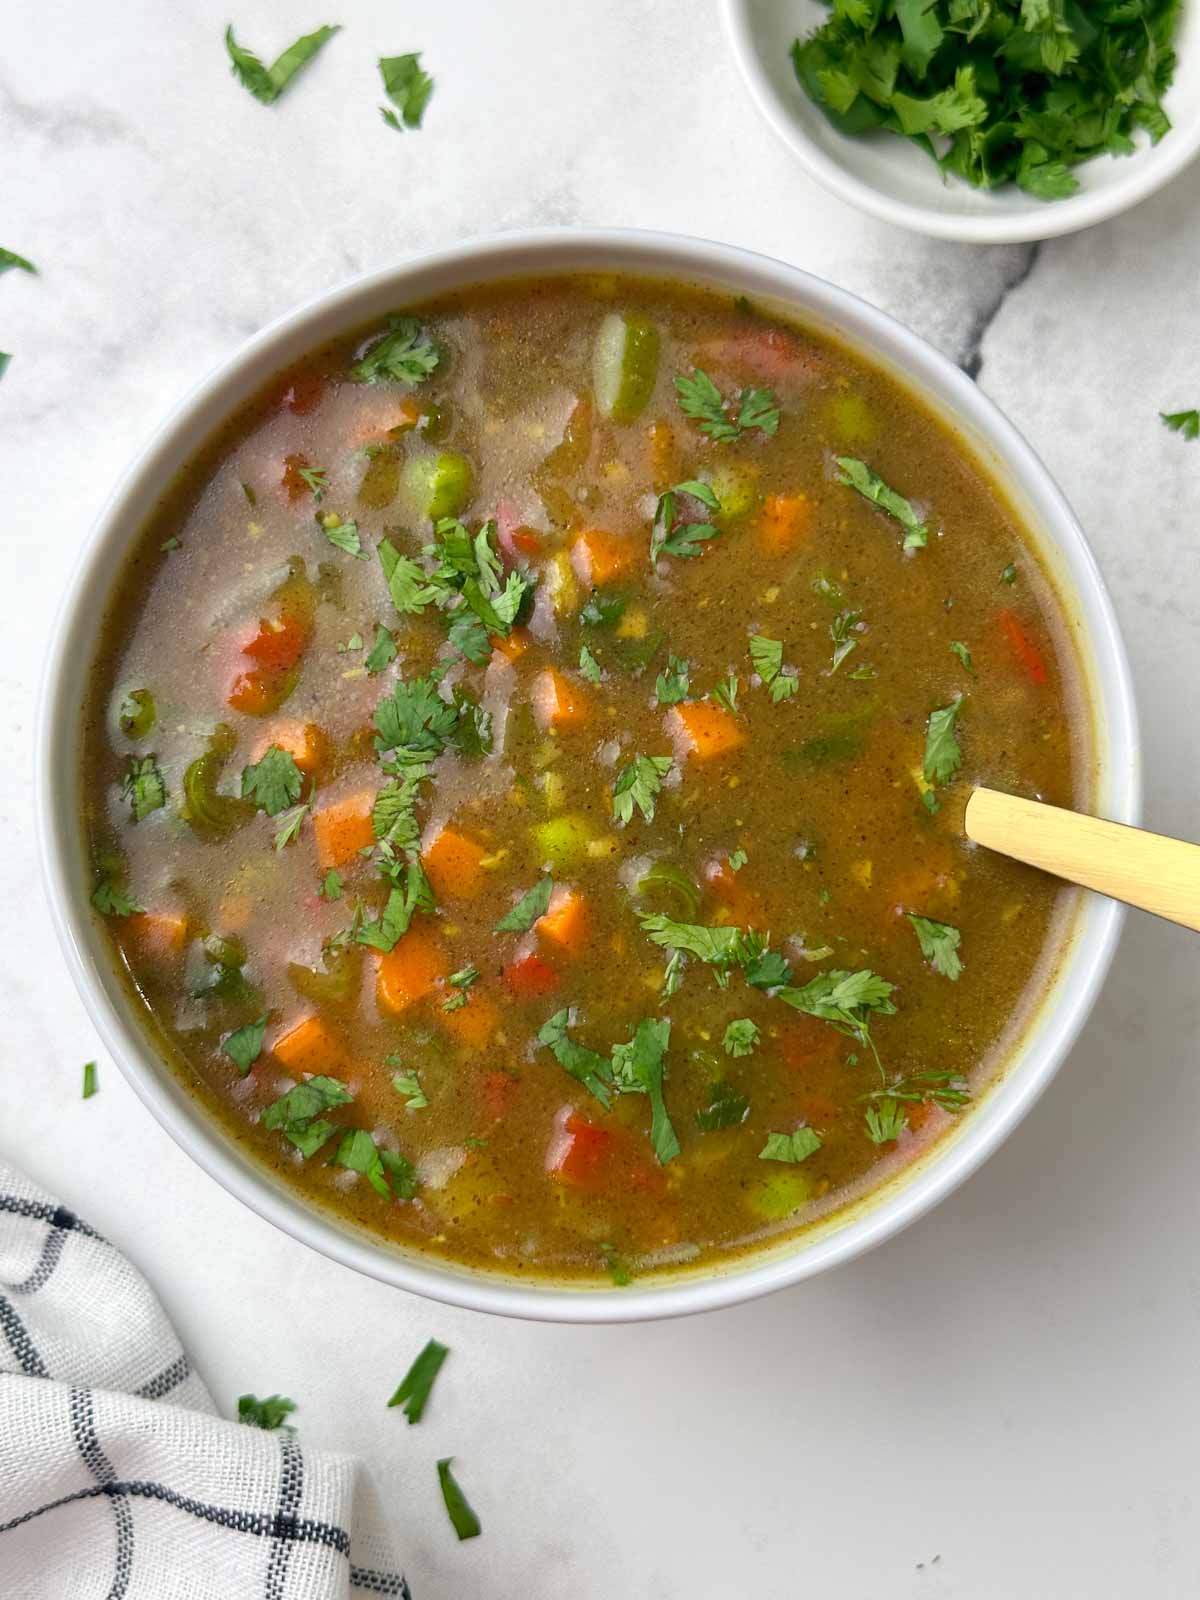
[38,229,1139,1322]
[722,0,1200,242]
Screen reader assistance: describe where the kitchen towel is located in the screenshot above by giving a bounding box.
[0,1157,408,1598]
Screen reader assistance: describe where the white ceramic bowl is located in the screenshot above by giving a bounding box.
[37,228,1139,1322]
[722,0,1200,242]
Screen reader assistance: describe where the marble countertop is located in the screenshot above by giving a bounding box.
[4,3,1200,1595]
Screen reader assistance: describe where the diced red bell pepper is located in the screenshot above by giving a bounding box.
[227,616,309,714]
[998,608,1048,686]
[503,952,559,999]
[545,1112,616,1189]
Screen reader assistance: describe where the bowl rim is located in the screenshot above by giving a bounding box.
[36,225,1141,1323]
[719,0,1200,244]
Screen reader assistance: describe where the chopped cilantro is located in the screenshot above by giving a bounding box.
[355,860,433,953]
[749,635,799,702]
[612,754,673,825]
[654,654,690,705]
[600,1244,633,1286]
[319,513,366,558]
[222,1014,268,1076]
[870,1069,970,1113]
[792,1,1179,198]
[835,458,927,550]
[0,248,36,274]
[319,869,343,901]
[442,965,480,1010]
[695,1080,750,1131]
[365,624,398,675]
[296,464,327,500]
[495,875,553,932]
[1001,563,1017,585]
[91,875,143,917]
[711,672,740,714]
[675,369,780,443]
[537,1009,613,1108]
[728,848,748,872]
[273,802,310,852]
[338,633,364,654]
[760,1127,821,1163]
[262,1074,352,1157]
[388,1338,448,1422]
[437,1458,481,1542]
[829,609,863,673]
[330,1128,417,1199]
[865,1101,907,1145]
[651,480,721,563]
[778,969,895,1073]
[351,316,439,385]
[923,696,964,785]
[378,538,442,615]
[241,746,303,817]
[238,1394,297,1430]
[908,915,963,981]
[578,644,602,684]
[949,640,975,677]
[82,1061,97,1100]
[609,1017,679,1164]
[122,755,166,822]
[224,23,340,104]
[723,1018,760,1058]
[378,52,434,132]
[391,1067,428,1109]
[1161,408,1199,440]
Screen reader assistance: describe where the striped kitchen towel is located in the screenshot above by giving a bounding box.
[0,1157,409,1599]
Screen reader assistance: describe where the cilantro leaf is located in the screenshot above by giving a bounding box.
[495,875,553,932]
[355,860,433,953]
[908,914,963,980]
[0,248,36,275]
[611,1018,679,1164]
[949,639,975,676]
[723,1018,760,1058]
[695,1080,750,1131]
[654,654,690,705]
[1161,409,1200,440]
[238,1394,297,1430]
[351,316,439,385]
[639,914,746,968]
[391,1067,428,1108]
[319,870,342,901]
[222,1014,268,1076]
[835,458,928,550]
[537,1009,614,1108]
[674,369,780,442]
[578,644,602,684]
[651,480,722,563]
[378,538,443,615]
[923,696,963,785]
[829,610,863,674]
[378,52,434,131]
[241,746,303,817]
[82,1061,98,1100]
[446,607,492,665]
[749,634,799,701]
[365,624,398,675]
[865,1101,907,1144]
[374,668,460,761]
[262,1074,352,1157]
[319,513,366,559]
[388,1338,448,1423]
[297,464,327,500]
[727,848,748,872]
[330,1128,417,1199]
[1001,563,1017,585]
[437,1458,481,1542]
[612,754,673,825]
[91,875,143,917]
[224,23,340,104]
[122,755,166,822]
[760,1127,822,1163]
[711,672,740,714]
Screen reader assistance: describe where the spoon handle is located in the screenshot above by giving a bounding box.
[965,787,1200,934]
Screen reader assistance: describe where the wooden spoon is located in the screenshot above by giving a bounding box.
[965,787,1200,934]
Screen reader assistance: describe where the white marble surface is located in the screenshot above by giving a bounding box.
[4,3,1200,1595]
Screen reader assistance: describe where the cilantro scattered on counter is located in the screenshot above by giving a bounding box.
[0,248,36,275]
[82,1061,98,1100]
[238,1393,298,1430]
[388,1338,449,1422]
[1161,408,1199,440]
[379,52,434,131]
[224,23,340,104]
[437,1458,481,1541]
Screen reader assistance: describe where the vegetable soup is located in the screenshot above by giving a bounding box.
[80,274,1087,1284]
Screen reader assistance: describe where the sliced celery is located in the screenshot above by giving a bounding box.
[593,312,660,424]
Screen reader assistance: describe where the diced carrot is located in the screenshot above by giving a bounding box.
[126,911,189,960]
[281,453,312,501]
[481,1068,518,1121]
[374,926,447,1016]
[647,420,680,493]
[532,668,590,729]
[669,701,745,761]
[536,887,589,955]
[503,952,559,999]
[272,1014,345,1076]
[442,989,502,1051]
[278,370,324,415]
[757,494,811,557]
[490,627,530,662]
[704,860,767,931]
[241,617,308,672]
[571,529,636,587]
[251,720,326,779]
[422,827,489,900]
[312,792,376,870]
[998,608,1048,686]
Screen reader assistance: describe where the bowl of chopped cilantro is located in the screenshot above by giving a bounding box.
[721,0,1200,240]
